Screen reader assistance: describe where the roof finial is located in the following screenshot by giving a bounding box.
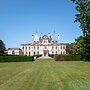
[36,30,38,34]
[54,29,55,34]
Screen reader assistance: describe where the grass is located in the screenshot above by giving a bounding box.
[0,59,90,90]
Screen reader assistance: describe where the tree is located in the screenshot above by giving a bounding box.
[71,0,90,60]
[66,43,76,54]
[75,36,85,54]
[0,40,6,55]
[71,0,90,36]
[66,36,86,55]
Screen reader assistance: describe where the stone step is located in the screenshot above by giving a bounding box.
[39,56,52,58]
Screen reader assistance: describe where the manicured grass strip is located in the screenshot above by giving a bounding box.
[0,59,90,90]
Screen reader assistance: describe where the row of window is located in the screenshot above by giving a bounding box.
[24,51,39,55]
[22,46,66,50]
[52,51,66,54]
[23,51,66,55]
[22,46,39,50]
[43,40,48,43]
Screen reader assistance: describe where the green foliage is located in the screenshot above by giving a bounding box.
[81,54,90,61]
[55,55,62,61]
[0,56,34,62]
[75,35,90,60]
[48,54,55,58]
[71,0,90,36]
[0,40,6,55]
[83,34,90,55]
[66,35,90,61]
[66,43,76,54]
[71,0,90,60]
[75,36,85,54]
[55,54,81,61]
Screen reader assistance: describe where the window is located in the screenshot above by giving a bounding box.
[37,46,39,49]
[22,47,24,50]
[63,47,65,49]
[44,40,45,43]
[26,52,27,55]
[29,47,30,50]
[52,46,54,49]
[61,51,62,54]
[26,47,27,50]
[56,51,57,54]
[61,46,62,49]
[56,46,57,49]
[12,51,15,55]
[34,46,35,49]
[34,52,35,55]
[29,52,30,55]
[63,51,65,54]
[37,52,39,55]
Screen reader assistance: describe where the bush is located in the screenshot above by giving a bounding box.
[55,54,81,61]
[48,54,55,58]
[0,56,34,62]
[81,54,90,61]
[55,55,63,61]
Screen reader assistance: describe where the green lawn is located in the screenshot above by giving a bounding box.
[0,59,90,90]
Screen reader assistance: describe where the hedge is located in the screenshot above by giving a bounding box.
[55,54,81,61]
[81,54,90,61]
[48,54,55,58]
[0,56,34,62]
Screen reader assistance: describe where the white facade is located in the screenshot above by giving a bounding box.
[7,48,22,55]
[21,33,68,56]
[7,33,68,56]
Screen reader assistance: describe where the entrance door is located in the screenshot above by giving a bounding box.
[44,51,47,56]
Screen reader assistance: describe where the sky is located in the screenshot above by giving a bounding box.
[0,0,82,48]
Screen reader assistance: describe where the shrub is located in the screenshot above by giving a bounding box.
[0,56,34,62]
[55,55,63,61]
[48,54,55,58]
[81,54,90,61]
[55,54,81,61]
